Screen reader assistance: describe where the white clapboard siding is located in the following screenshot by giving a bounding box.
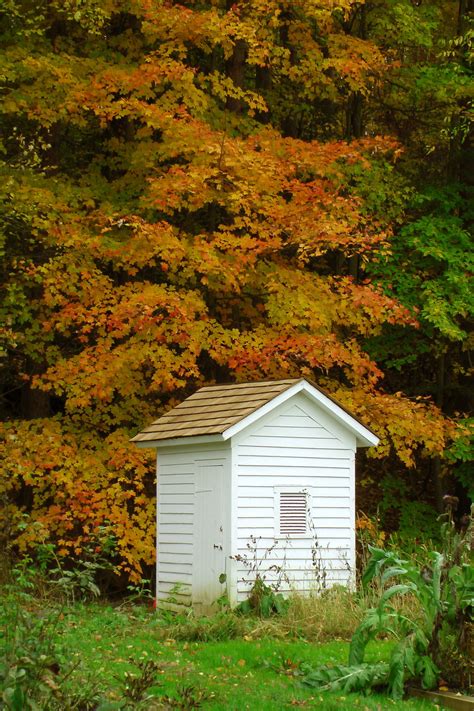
[239,486,350,499]
[237,455,351,467]
[158,533,194,544]
[234,555,351,569]
[234,567,351,581]
[235,543,350,555]
[234,394,355,598]
[236,565,351,583]
[235,560,350,576]
[241,436,344,449]
[156,451,195,604]
[159,561,192,572]
[235,535,352,547]
[159,503,194,514]
[236,581,351,598]
[158,481,193,491]
[237,528,352,542]
[238,477,350,490]
[237,448,353,460]
[238,465,350,475]
[237,507,350,520]
[160,516,193,527]
[159,552,193,564]
[237,497,350,510]
[159,571,193,584]
[156,584,191,599]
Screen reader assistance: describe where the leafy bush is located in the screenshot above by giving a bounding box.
[0,577,72,711]
[0,549,118,710]
[300,507,473,699]
[396,502,441,544]
[10,520,118,603]
[235,576,290,618]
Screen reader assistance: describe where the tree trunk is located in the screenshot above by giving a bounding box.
[432,352,446,513]
[345,92,364,140]
[255,65,271,124]
[458,0,474,34]
[20,360,51,419]
[279,9,299,138]
[225,39,247,114]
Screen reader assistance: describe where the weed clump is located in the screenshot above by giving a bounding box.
[155,610,248,642]
[297,505,474,699]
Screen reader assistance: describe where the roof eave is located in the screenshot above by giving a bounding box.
[355,433,380,448]
[132,433,225,449]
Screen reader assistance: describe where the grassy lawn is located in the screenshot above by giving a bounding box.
[47,603,436,709]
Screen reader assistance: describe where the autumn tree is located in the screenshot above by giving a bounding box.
[0,0,467,581]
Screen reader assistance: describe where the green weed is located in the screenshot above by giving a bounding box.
[299,507,474,699]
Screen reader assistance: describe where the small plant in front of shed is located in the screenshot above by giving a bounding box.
[160,682,214,709]
[232,535,290,617]
[307,511,329,592]
[300,503,473,699]
[115,658,164,703]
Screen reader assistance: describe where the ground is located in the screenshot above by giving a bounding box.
[50,603,437,709]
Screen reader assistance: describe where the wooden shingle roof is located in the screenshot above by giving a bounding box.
[131,379,300,443]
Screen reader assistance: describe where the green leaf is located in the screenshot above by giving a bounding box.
[260,594,273,618]
[349,610,382,665]
[416,656,439,690]
[429,551,444,605]
[3,686,26,711]
[302,662,390,694]
[388,646,406,700]
[235,599,252,615]
[272,593,289,615]
[380,566,410,585]
[379,583,417,607]
[362,547,394,588]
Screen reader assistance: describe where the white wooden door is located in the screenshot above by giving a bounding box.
[193,462,226,610]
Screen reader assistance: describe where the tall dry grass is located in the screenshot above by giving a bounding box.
[153,584,424,644]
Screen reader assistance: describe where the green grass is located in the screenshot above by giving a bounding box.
[47,603,436,709]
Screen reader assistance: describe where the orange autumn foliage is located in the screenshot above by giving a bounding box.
[0,0,460,581]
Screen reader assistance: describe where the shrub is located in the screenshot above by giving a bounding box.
[301,505,474,699]
[0,579,67,711]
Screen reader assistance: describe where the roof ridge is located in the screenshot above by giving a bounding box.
[197,378,302,392]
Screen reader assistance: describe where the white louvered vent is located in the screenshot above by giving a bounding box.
[278,491,307,535]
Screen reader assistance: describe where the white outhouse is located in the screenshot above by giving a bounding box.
[131,378,379,610]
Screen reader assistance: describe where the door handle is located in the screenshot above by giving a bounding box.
[213,544,222,550]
